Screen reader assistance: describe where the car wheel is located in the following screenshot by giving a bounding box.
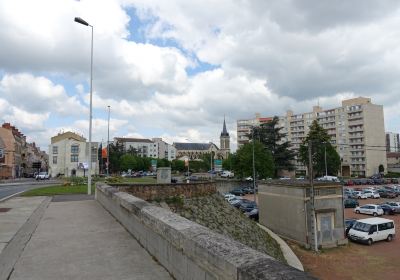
[373,212,378,217]
[367,238,373,246]
[356,210,360,214]
[387,235,393,242]
[384,211,389,215]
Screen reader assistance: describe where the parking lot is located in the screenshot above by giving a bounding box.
[291,187,400,280]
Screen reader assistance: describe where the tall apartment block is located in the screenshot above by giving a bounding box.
[237,114,273,147]
[386,132,400,152]
[237,97,387,177]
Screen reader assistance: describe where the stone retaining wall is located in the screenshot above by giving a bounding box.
[114,182,216,201]
[96,183,315,280]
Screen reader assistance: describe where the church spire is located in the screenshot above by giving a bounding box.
[221,116,229,137]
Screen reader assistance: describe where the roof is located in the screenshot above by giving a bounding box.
[173,142,214,151]
[356,217,394,224]
[114,137,153,143]
[51,132,86,144]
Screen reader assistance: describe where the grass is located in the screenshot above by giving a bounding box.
[21,184,95,196]
[120,177,157,184]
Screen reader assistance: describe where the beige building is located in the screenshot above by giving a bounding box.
[237,97,387,177]
[237,114,273,148]
[152,138,177,161]
[0,124,24,178]
[48,132,99,177]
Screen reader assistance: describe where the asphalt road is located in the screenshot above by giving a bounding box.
[0,179,61,201]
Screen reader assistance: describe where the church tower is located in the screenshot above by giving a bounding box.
[220,117,230,159]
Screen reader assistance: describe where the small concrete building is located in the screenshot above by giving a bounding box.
[258,181,347,249]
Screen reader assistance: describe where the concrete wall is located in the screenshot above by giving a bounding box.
[116,182,216,201]
[258,185,308,244]
[96,183,314,280]
[214,179,249,194]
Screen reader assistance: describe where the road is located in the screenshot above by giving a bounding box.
[0,179,61,201]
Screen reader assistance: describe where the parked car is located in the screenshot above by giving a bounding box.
[230,188,246,196]
[36,172,49,180]
[317,175,340,182]
[385,202,400,213]
[353,191,368,199]
[345,218,357,236]
[279,176,291,180]
[348,217,395,245]
[344,199,359,208]
[377,189,397,198]
[239,200,257,212]
[245,208,259,221]
[242,187,255,194]
[245,176,253,181]
[221,171,234,178]
[379,204,396,215]
[234,199,254,209]
[228,197,244,207]
[354,204,384,216]
[224,193,236,201]
[363,190,380,199]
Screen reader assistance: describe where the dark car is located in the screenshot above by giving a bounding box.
[377,189,397,198]
[379,204,396,215]
[239,200,257,212]
[245,208,259,221]
[344,199,359,208]
[233,199,253,208]
[242,187,255,194]
[230,188,246,196]
[345,218,357,237]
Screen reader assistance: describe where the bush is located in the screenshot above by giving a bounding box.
[105,176,123,184]
[63,176,87,186]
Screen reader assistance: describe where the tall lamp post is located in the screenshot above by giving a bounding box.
[74,17,93,195]
[251,127,256,202]
[107,105,110,177]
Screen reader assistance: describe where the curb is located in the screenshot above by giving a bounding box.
[257,224,304,271]
[0,196,52,280]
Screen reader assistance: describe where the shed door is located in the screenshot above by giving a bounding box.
[320,214,333,242]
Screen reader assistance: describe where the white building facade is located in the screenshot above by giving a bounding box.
[114,138,158,158]
[152,138,177,161]
[386,132,400,152]
[48,132,99,177]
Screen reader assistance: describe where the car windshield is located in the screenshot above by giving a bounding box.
[352,222,371,233]
[39,172,47,175]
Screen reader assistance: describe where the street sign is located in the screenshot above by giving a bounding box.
[214,159,222,171]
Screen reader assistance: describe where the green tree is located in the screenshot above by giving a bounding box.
[298,120,341,177]
[222,154,233,171]
[232,141,274,179]
[252,116,296,177]
[171,159,185,172]
[120,154,137,171]
[108,142,124,173]
[157,158,170,168]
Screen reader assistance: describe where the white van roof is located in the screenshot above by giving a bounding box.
[356,217,394,224]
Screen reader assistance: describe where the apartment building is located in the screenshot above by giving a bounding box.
[152,138,177,161]
[386,132,400,152]
[237,97,387,177]
[237,114,273,147]
[114,138,158,158]
[0,123,24,178]
[48,132,99,177]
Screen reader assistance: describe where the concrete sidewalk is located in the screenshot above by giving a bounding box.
[1,198,172,280]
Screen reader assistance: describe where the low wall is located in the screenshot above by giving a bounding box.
[96,183,314,280]
[114,182,216,201]
[215,179,249,194]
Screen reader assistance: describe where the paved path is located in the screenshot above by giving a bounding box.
[5,199,172,280]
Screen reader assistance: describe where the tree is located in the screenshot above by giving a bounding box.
[157,158,170,168]
[232,141,274,179]
[379,164,385,174]
[252,116,296,177]
[120,154,137,171]
[171,159,185,172]
[108,142,124,173]
[298,120,341,177]
[222,154,233,171]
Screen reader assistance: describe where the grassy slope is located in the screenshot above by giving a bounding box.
[173,194,286,263]
[21,185,95,196]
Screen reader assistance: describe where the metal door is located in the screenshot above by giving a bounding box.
[321,215,333,242]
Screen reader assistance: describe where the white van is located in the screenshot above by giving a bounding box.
[317,175,340,182]
[348,217,395,245]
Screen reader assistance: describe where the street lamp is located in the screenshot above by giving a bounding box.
[251,127,256,202]
[74,16,94,195]
[107,105,110,177]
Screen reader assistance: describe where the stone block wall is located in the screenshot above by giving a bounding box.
[114,182,216,201]
[96,183,315,280]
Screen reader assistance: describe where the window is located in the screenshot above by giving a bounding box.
[0,148,3,158]
[91,148,97,162]
[53,146,58,154]
[53,156,57,164]
[71,154,79,162]
[71,145,79,154]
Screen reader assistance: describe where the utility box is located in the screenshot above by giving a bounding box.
[258,181,347,249]
[157,167,171,184]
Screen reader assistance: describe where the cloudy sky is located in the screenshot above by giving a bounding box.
[1,0,400,152]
